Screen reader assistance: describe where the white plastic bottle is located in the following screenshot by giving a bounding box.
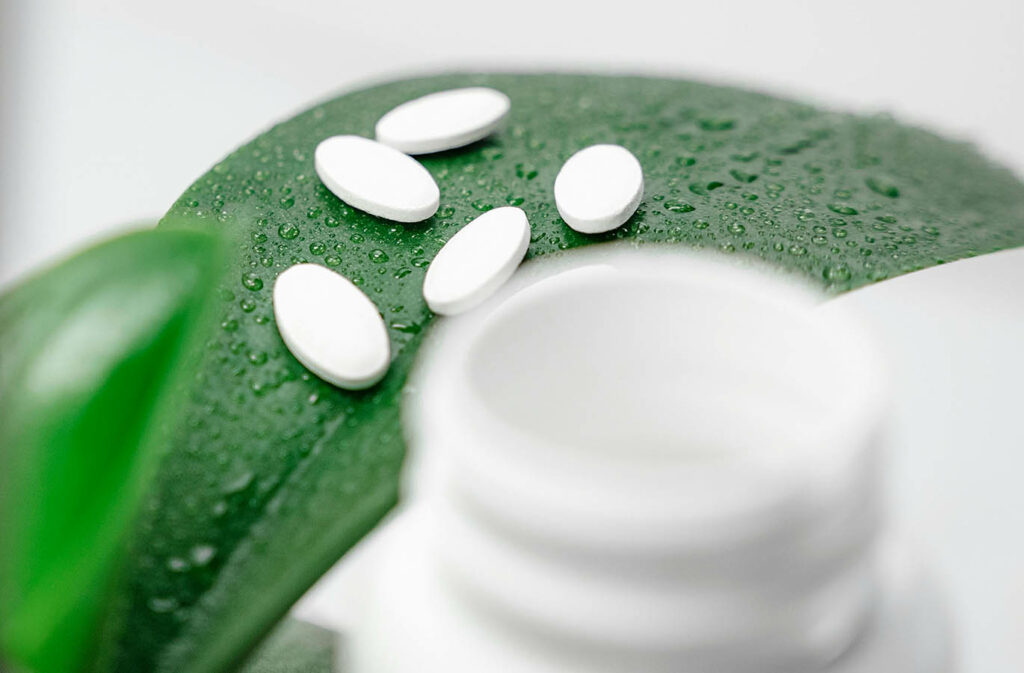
[346,247,952,673]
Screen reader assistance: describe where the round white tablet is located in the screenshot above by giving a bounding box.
[423,206,531,316]
[273,264,391,390]
[554,144,644,234]
[314,135,439,223]
[375,87,511,155]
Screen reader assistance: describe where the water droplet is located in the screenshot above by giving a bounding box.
[729,169,758,183]
[688,181,724,196]
[222,471,254,495]
[309,242,327,255]
[240,299,256,313]
[865,177,900,198]
[190,544,217,567]
[148,597,179,614]
[664,201,695,213]
[391,321,422,334]
[828,204,859,216]
[698,117,736,132]
[369,249,389,264]
[167,557,189,572]
[242,273,263,292]
[515,163,538,180]
[278,223,300,240]
[824,264,852,283]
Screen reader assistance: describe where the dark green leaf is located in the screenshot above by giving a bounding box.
[95,74,1024,673]
[0,228,223,673]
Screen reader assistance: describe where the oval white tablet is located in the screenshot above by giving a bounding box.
[554,144,644,234]
[375,87,511,155]
[273,264,390,390]
[423,207,531,316]
[314,135,439,222]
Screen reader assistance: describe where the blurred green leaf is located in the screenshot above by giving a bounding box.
[0,228,223,673]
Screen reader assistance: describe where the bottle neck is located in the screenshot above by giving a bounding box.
[385,248,889,672]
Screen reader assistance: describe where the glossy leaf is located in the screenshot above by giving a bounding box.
[93,74,1024,673]
[0,228,223,673]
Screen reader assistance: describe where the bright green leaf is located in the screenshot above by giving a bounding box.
[0,228,223,673]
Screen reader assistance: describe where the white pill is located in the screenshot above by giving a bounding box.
[554,144,644,234]
[315,135,439,222]
[423,207,531,316]
[375,87,511,155]
[273,264,390,390]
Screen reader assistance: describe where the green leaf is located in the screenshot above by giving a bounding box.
[95,74,1024,673]
[0,228,224,673]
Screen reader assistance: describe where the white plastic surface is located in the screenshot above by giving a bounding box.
[313,135,439,222]
[553,145,644,234]
[342,247,946,673]
[422,206,531,315]
[375,87,511,155]
[272,263,390,390]
[347,517,948,673]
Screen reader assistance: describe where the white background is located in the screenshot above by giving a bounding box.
[2,1,1022,672]
[2,0,1022,284]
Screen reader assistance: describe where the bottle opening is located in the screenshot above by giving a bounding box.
[464,260,870,464]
